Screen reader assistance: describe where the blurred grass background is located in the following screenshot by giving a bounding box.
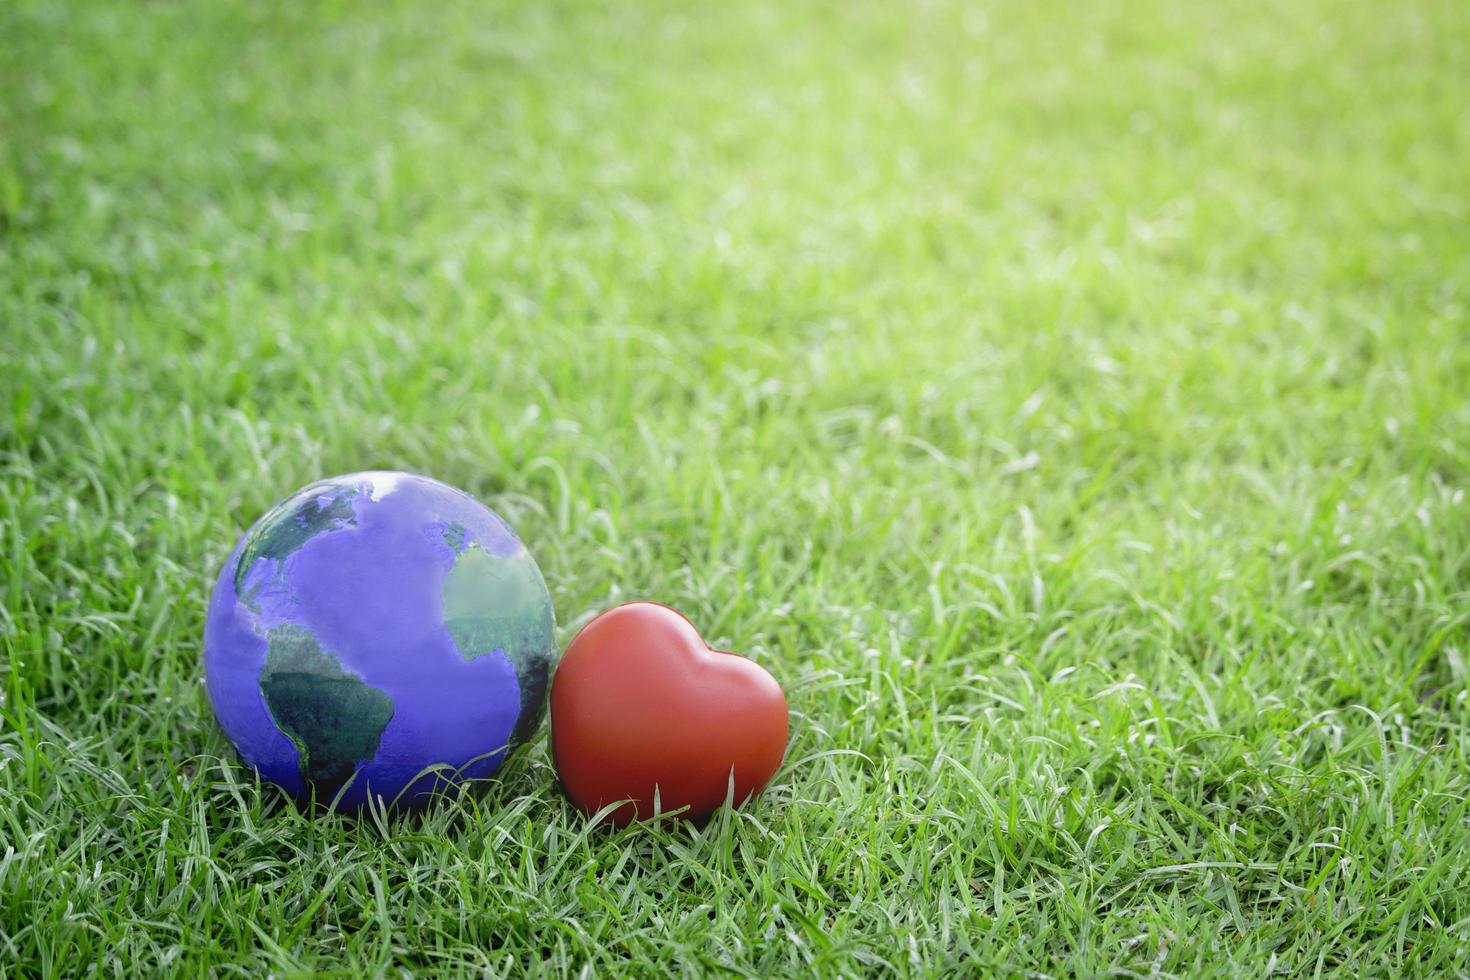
[2,0,1468,974]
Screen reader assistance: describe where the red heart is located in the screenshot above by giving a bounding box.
[550,602,788,826]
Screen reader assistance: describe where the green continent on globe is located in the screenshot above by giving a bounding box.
[442,544,555,744]
[258,623,394,799]
[234,480,363,595]
[440,522,469,551]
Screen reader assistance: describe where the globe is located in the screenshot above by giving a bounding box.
[203,471,557,810]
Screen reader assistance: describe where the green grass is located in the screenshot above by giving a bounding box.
[3,0,1469,974]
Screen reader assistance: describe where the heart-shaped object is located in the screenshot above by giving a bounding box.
[550,602,788,825]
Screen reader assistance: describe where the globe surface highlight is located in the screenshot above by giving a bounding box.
[204,471,556,809]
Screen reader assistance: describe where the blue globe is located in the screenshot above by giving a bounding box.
[203,471,557,809]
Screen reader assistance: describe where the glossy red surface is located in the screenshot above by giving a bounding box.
[550,602,788,826]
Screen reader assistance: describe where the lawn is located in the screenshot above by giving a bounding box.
[3,0,1469,974]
